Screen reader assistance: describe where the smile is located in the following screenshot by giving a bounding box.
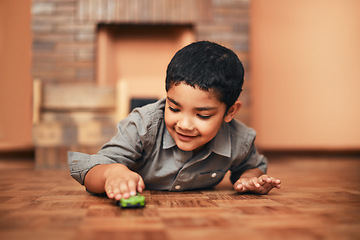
[176,132,198,142]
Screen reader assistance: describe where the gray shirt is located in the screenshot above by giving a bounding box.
[68,98,267,191]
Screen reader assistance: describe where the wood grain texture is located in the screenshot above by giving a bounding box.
[0,156,359,240]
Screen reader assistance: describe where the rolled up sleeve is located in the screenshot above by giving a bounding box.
[68,152,117,185]
[229,142,268,184]
[228,121,268,184]
[67,100,164,186]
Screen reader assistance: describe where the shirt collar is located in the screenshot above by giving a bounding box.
[162,122,232,158]
[163,127,177,149]
[211,122,232,157]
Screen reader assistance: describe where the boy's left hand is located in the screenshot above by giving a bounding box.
[234,175,281,194]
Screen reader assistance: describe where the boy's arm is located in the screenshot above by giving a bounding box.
[69,104,162,198]
[84,163,145,200]
[233,168,281,194]
[229,133,280,194]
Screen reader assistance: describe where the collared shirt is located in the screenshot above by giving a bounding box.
[68,98,267,191]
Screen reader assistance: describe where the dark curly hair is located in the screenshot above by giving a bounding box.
[165,41,244,111]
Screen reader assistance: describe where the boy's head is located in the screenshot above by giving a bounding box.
[165,41,244,111]
[164,41,244,152]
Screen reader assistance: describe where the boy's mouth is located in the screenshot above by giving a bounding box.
[176,132,197,142]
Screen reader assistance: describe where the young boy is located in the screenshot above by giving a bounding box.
[68,41,281,200]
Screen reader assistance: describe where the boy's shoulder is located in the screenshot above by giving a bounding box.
[119,98,166,138]
[228,119,255,133]
[129,98,165,121]
[129,98,165,122]
[227,119,257,144]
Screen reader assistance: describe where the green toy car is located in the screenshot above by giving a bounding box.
[116,193,146,208]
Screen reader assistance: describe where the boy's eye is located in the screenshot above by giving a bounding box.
[168,106,180,112]
[197,114,211,120]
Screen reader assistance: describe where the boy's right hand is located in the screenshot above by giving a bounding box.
[103,164,145,200]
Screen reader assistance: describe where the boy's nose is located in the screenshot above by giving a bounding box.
[177,115,194,131]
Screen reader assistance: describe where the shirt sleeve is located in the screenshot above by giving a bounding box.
[67,103,162,185]
[68,151,117,185]
[228,122,268,184]
[229,142,268,184]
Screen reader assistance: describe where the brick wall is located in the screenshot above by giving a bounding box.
[31,0,250,105]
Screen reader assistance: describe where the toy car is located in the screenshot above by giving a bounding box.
[116,193,146,208]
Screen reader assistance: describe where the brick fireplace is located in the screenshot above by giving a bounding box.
[31,0,250,168]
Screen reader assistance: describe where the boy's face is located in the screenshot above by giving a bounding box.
[165,83,234,152]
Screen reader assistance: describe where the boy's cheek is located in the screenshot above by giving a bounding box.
[164,110,176,126]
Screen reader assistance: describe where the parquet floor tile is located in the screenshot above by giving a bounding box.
[0,156,359,240]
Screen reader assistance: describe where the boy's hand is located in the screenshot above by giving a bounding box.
[103,164,145,200]
[234,174,281,194]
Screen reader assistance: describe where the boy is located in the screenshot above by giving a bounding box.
[68,41,281,200]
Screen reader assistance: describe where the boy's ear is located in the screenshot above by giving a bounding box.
[224,101,242,123]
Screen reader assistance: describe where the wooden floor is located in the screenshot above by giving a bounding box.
[0,155,359,240]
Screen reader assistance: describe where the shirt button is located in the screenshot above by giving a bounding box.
[175,185,181,190]
[211,173,217,178]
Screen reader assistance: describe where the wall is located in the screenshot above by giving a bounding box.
[0,0,33,151]
[251,0,360,150]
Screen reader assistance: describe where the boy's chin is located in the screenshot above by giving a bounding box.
[176,145,195,152]
[176,142,206,153]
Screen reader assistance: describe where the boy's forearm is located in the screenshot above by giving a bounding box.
[83,164,109,194]
[84,163,128,194]
[239,168,264,179]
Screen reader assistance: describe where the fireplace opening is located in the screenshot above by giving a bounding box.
[96,24,195,101]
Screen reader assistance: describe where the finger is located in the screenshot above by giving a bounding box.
[246,177,260,188]
[105,181,121,199]
[274,180,281,189]
[112,186,122,200]
[268,177,279,186]
[119,182,131,199]
[111,188,123,200]
[234,183,245,192]
[137,177,145,193]
[258,177,265,185]
[245,178,254,186]
[234,179,243,189]
[259,174,267,179]
[127,180,137,196]
[264,175,272,183]
[251,178,261,188]
[105,184,115,199]
[245,181,256,191]
[259,174,269,181]
[234,178,242,186]
[239,185,247,192]
[272,178,281,184]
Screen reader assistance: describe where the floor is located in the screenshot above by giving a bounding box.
[0,155,359,240]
